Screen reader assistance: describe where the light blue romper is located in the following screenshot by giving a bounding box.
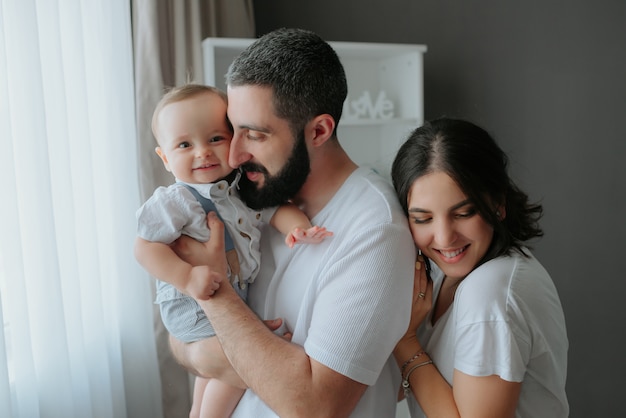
[155,184,248,342]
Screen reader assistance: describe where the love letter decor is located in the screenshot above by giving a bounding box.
[342,90,395,121]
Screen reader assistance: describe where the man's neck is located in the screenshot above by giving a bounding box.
[292,147,358,219]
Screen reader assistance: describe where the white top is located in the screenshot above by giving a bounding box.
[407,251,569,417]
[136,174,275,296]
[231,168,416,418]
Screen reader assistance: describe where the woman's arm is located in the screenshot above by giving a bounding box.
[453,371,520,417]
[394,260,521,418]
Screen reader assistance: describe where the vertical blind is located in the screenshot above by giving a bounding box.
[0,1,161,417]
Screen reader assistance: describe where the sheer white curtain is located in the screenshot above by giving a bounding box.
[0,1,161,417]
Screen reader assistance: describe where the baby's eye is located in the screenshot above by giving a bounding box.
[177,141,191,149]
[209,136,225,143]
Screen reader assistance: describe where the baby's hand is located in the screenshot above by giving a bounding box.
[285,226,333,248]
[185,265,223,300]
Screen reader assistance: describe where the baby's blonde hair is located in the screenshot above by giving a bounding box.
[151,84,228,144]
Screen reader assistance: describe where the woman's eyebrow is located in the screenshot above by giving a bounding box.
[408,199,472,213]
[449,199,472,211]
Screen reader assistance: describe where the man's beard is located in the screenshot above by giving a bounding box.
[238,131,310,210]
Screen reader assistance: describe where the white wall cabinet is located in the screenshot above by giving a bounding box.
[203,37,427,178]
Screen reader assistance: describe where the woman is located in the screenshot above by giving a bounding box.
[391,118,568,417]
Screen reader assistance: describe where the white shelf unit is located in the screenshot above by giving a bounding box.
[202,38,427,178]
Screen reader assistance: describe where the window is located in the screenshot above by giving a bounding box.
[0,1,161,416]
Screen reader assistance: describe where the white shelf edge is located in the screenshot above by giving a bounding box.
[202,38,427,57]
[340,117,419,126]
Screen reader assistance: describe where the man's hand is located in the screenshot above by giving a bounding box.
[170,212,228,275]
[169,212,229,299]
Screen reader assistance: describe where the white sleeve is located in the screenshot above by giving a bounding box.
[304,223,415,385]
[453,257,530,382]
[136,186,209,243]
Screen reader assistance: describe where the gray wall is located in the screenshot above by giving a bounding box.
[253,1,626,416]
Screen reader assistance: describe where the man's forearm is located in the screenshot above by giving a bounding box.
[198,284,367,417]
[171,214,366,415]
[166,218,246,388]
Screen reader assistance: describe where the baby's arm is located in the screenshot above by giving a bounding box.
[134,237,222,300]
[269,203,333,248]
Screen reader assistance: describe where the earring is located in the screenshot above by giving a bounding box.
[416,248,423,270]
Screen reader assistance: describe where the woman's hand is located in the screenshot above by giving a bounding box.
[393,254,435,401]
[400,254,433,341]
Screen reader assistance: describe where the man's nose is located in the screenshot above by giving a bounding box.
[228,131,251,168]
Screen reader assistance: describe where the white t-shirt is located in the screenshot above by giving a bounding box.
[231,167,416,418]
[407,251,569,417]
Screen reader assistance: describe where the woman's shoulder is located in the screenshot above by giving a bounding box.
[454,252,532,319]
[465,250,542,285]
[455,250,553,319]
[461,252,521,288]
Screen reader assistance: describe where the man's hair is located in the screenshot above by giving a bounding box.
[226,28,347,137]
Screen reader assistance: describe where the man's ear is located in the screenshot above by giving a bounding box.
[308,114,336,147]
[155,146,171,172]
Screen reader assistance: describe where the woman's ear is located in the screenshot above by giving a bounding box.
[308,114,336,147]
[496,203,506,220]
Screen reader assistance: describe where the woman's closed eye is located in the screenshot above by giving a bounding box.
[410,215,432,225]
[455,207,477,219]
[409,207,476,224]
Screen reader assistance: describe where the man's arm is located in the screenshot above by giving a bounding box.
[167,308,293,390]
[167,224,293,390]
[167,230,242,387]
[191,212,368,417]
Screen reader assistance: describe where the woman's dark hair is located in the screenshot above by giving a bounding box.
[391,117,543,261]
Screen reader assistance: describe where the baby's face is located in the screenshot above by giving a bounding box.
[155,92,233,184]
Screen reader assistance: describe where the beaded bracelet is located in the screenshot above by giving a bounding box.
[400,350,426,375]
[402,360,434,397]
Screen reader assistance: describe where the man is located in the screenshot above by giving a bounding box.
[171,28,415,417]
